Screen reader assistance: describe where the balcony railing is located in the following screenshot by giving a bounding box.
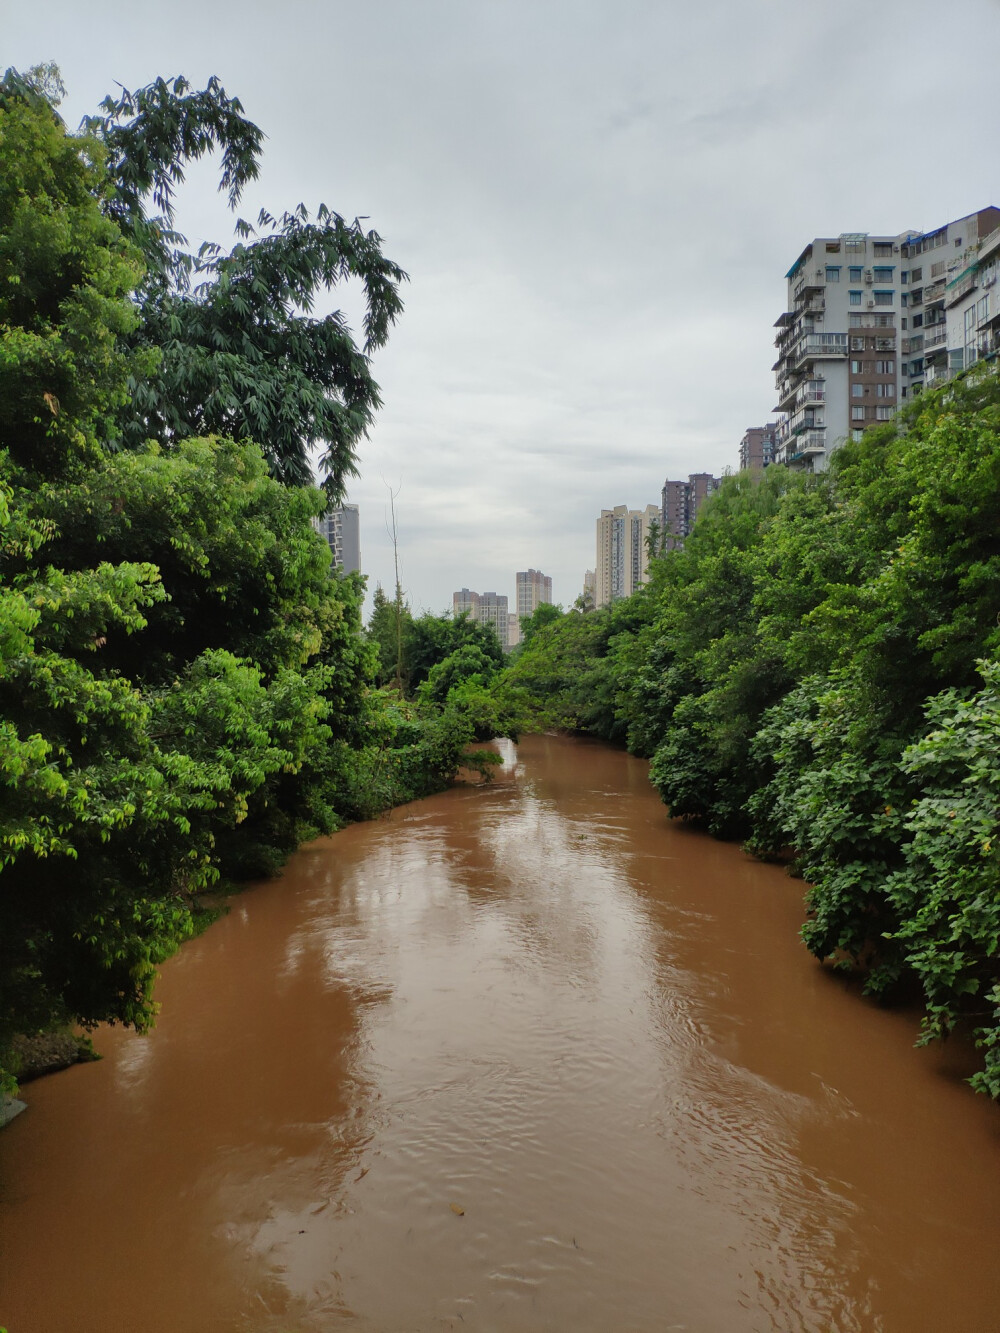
[796,382,826,406]
[798,430,827,452]
[791,333,848,363]
[923,328,947,349]
[924,363,953,385]
[924,281,947,304]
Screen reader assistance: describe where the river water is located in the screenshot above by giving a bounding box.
[1,734,998,1332]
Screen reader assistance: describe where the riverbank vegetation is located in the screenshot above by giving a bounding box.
[492,367,1000,1096]
[0,67,493,1092]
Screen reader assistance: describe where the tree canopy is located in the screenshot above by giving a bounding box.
[83,74,407,498]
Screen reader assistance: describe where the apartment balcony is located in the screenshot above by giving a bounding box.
[785,430,827,464]
[800,296,826,315]
[795,380,826,407]
[924,363,953,386]
[798,430,827,454]
[791,333,848,365]
[923,327,947,350]
[924,280,947,305]
[946,269,976,306]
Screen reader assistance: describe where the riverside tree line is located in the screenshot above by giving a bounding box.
[0,66,502,1092]
[486,368,1000,1098]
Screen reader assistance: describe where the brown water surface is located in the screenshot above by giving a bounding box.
[2,734,998,1331]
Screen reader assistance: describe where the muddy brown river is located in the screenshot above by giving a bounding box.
[1,734,998,1331]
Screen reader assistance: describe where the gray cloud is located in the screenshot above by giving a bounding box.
[7,0,1000,613]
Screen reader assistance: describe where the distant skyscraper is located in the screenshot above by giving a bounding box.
[478,592,510,650]
[314,504,360,573]
[595,505,659,608]
[660,474,721,551]
[453,588,481,618]
[452,588,510,650]
[516,568,553,619]
[738,425,779,471]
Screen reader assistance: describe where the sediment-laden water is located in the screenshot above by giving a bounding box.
[2,734,998,1331]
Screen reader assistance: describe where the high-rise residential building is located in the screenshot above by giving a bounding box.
[478,592,510,651]
[452,588,510,650]
[595,504,660,607]
[516,568,553,619]
[507,613,521,648]
[314,504,360,573]
[738,424,779,471]
[660,474,721,551]
[904,212,1000,394]
[773,208,1000,471]
[453,588,480,618]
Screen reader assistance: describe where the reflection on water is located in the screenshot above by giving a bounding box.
[1,734,998,1332]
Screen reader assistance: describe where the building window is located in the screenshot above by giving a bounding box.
[850,314,862,328]
[851,359,862,373]
[874,290,894,306]
[873,267,894,282]
[876,383,895,398]
[849,266,863,282]
[852,383,864,398]
[850,290,862,305]
[851,407,865,421]
[900,271,908,284]
[912,313,923,328]
[852,428,864,440]
[978,296,989,323]
[876,406,895,420]
[875,359,895,374]
[874,242,894,258]
[825,241,841,253]
[911,267,922,282]
[826,266,840,282]
[851,336,865,350]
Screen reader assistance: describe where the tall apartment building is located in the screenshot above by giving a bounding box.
[516,568,553,619]
[903,210,1000,393]
[452,588,510,650]
[773,208,1000,471]
[582,569,596,609]
[595,504,660,607]
[314,504,360,573]
[738,424,779,471]
[660,473,721,551]
[453,588,480,618]
[477,592,510,651]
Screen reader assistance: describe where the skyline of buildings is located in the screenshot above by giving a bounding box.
[594,504,660,608]
[452,569,554,651]
[372,207,1000,618]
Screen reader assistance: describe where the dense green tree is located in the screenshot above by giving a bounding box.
[84,75,407,498]
[0,67,148,478]
[517,601,563,652]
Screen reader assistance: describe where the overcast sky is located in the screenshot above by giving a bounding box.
[7,0,1000,614]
